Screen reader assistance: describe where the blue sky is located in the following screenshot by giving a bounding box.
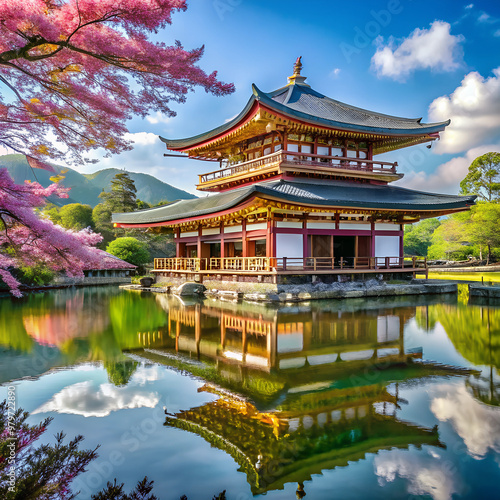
[80,0,500,196]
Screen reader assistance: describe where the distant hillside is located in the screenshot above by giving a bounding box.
[83,168,196,206]
[0,154,196,207]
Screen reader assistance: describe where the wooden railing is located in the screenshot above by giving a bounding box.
[198,150,398,185]
[154,256,426,273]
[209,257,275,271]
[276,256,426,271]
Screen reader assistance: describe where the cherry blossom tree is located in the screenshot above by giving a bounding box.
[0,0,234,296]
[0,0,233,164]
[0,169,111,296]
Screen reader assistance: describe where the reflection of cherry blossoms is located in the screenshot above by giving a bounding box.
[431,383,500,459]
[374,448,460,500]
[0,169,110,296]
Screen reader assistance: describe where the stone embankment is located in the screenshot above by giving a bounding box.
[122,279,457,302]
[208,279,457,303]
[469,284,500,299]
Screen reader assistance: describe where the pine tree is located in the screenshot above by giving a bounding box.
[99,172,138,214]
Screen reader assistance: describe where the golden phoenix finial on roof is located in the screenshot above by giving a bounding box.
[293,56,303,76]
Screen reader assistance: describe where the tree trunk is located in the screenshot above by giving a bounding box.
[487,243,491,265]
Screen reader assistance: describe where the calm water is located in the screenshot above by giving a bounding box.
[0,286,499,499]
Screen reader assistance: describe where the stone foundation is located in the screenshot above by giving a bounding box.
[152,274,456,302]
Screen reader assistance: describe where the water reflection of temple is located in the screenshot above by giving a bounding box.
[132,296,471,495]
[149,296,413,377]
[164,389,442,495]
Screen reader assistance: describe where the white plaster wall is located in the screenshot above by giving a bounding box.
[180,231,198,238]
[246,222,267,231]
[276,233,304,259]
[276,221,302,229]
[224,224,242,233]
[338,223,371,230]
[375,235,400,264]
[202,228,220,236]
[308,222,336,230]
[375,223,401,231]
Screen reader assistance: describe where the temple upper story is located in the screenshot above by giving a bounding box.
[160,57,450,192]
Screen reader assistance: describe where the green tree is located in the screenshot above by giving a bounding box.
[99,172,138,213]
[104,360,138,387]
[137,200,151,210]
[41,203,62,225]
[59,203,94,231]
[460,152,500,201]
[106,237,150,267]
[404,218,441,256]
[427,211,473,261]
[468,202,500,264]
[92,203,114,248]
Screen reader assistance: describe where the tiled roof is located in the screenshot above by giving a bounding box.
[263,84,446,132]
[112,179,475,225]
[161,80,449,151]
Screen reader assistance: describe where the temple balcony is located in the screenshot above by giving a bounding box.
[197,150,402,192]
[153,256,427,280]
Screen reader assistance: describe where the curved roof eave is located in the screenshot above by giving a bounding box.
[160,93,258,151]
[159,83,450,151]
[112,180,476,226]
[252,84,450,136]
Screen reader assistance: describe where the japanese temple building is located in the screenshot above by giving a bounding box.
[112,58,476,282]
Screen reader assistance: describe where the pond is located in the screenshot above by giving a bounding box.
[0,286,499,499]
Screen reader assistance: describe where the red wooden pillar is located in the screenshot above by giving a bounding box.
[399,225,404,260]
[368,142,373,161]
[266,207,274,258]
[371,220,376,258]
[197,226,202,260]
[175,228,181,257]
[302,219,308,258]
[220,223,225,261]
[242,219,248,257]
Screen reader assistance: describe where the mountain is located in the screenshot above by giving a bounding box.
[0,154,196,207]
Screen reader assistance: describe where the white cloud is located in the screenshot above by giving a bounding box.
[32,367,161,417]
[429,68,500,154]
[495,29,500,37]
[224,113,239,123]
[371,21,464,81]
[397,143,500,194]
[329,68,341,79]
[465,4,474,9]
[430,383,500,459]
[129,364,164,385]
[374,448,460,500]
[478,12,492,23]
[146,111,172,125]
[124,131,159,146]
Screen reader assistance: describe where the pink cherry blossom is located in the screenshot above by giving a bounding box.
[0,168,114,296]
[0,0,233,165]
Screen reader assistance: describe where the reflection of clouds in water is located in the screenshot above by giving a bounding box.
[374,449,459,500]
[33,365,161,417]
[129,364,164,385]
[431,384,500,459]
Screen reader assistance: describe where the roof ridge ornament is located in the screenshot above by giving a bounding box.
[287,56,310,87]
